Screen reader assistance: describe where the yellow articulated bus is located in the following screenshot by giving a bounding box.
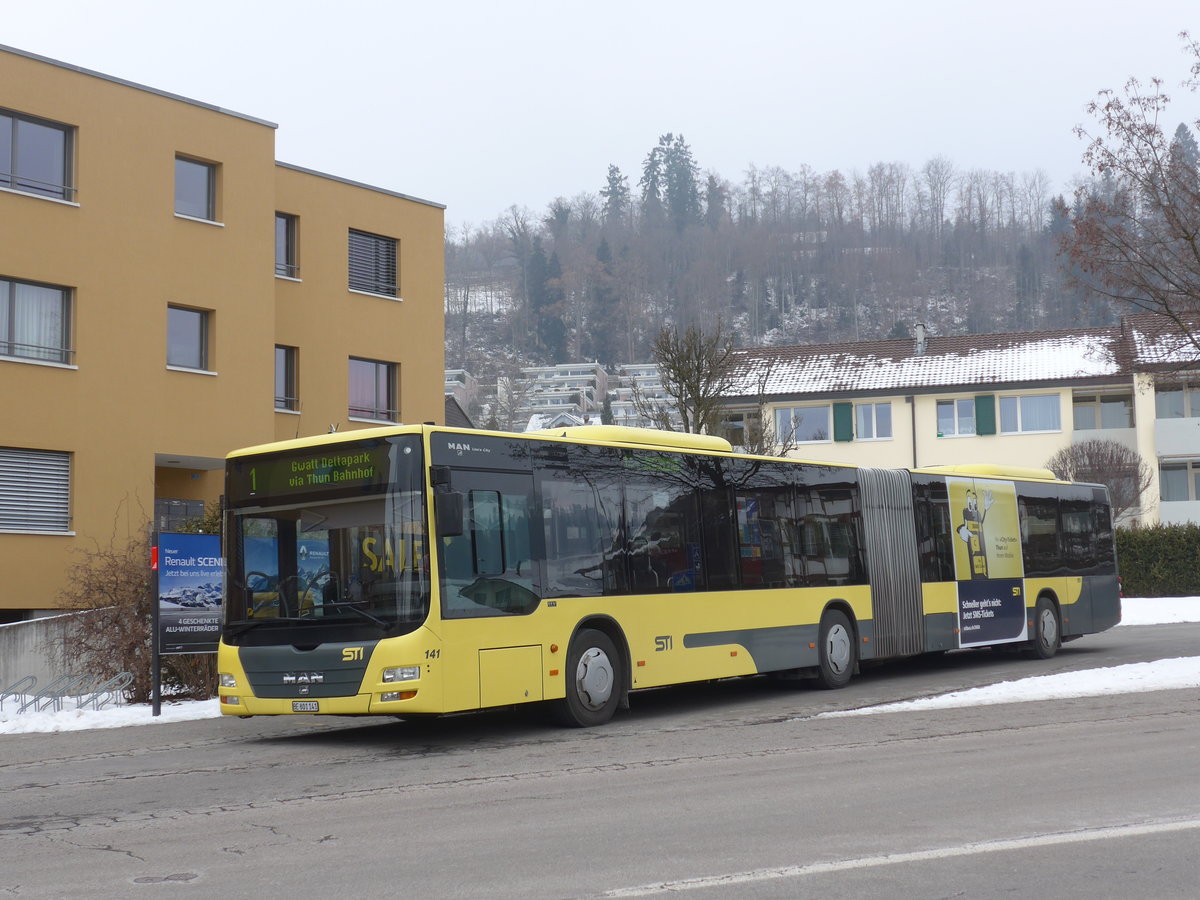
[217,425,1120,727]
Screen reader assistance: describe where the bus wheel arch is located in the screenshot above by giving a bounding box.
[552,618,629,727]
[1025,593,1062,660]
[815,603,858,690]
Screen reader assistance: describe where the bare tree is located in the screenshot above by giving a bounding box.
[1044,439,1154,523]
[638,322,738,434]
[1059,32,1200,351]
[53,502,217,703]
[491,371,535,432]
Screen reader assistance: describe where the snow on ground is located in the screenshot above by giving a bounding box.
[1,598,1197,735]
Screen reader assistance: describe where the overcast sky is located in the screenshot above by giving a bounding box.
[6,1,1198,229]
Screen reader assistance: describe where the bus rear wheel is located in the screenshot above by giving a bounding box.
[1025,596,1061,659]
[553,628,621,727]
[815,609,856,689]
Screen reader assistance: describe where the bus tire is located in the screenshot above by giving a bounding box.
[815,609,856,689]
[553,628,621,727]
[1025,596,1061,660]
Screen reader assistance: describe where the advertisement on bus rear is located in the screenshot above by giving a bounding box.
[947,478,1028,648]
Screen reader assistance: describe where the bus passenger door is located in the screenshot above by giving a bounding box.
[435,470,543,712]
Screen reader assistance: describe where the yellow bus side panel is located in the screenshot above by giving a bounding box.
[479,645,544,706]
[922,582,959,616]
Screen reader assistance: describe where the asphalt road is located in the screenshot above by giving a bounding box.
[1,622,1198,899]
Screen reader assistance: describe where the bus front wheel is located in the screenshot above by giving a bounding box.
[1025,597,1061,660]
[553,628,621,727]
[815,610,856,689]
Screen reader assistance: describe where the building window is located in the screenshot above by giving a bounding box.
[0,447,70,532]
[1155,381,1200,419]
[175,156,216,220]
[936,398,975,436]
[774,405,831,443]
[1,109,74,201]
[349,357,398,421]
[1073,393,1133,430]
[275,213,298,277]
[348,229,398,296]
[855,402,892,440]
[1159,461,1200,502]
[154,498,205,532]
[167,306,209,370]
[1000,394,1061,434]
[275,345,298,411]
[1,276,72,364]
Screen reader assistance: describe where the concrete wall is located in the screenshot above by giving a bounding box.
[0,613,76,690]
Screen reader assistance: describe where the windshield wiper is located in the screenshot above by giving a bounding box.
[307,601,389,628]
[225,616,312,637]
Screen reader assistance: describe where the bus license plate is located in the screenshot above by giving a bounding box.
[292,701,319,712]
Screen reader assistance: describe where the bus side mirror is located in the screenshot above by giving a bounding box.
[436,491,464,537]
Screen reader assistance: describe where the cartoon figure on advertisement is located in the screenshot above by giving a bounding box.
[956,488,994,580]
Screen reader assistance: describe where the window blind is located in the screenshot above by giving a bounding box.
[348,229,397,296]
[0,447,70,531]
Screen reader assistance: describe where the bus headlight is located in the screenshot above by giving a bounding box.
[382,666,420,683]
[219,673,237,688]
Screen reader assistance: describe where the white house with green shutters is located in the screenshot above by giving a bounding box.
[720,315,1200,526]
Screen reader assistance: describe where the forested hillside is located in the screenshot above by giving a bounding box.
[444,133,1119,374]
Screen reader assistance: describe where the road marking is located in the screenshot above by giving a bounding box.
[601,818,1200,897]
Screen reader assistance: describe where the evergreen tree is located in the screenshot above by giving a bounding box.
[600,164,630,230]
[600,392,614,425]
[586,237,622,365]
[660,133,701,232]
[704,174,727,230]
[639,142,666,226]
[538,250,568,361]
[1172,122,1200,169]
[526,237,549,357]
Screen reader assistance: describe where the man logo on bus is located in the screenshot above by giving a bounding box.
[956,488,994,580]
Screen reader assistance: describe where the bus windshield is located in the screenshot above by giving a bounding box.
[223,436,428,640]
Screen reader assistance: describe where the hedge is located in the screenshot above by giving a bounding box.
[1115,523,1200,598]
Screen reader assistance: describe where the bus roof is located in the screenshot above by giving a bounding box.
[225,423,424,460]
[527,424,733,453]
[915,463,1061,482]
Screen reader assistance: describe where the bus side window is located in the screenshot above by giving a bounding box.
[734,488,796,588]
[624,478,700,594]
[1092,489,1116,573]
[541,478,616,598]
[1061,497,1097,574]
[801,486,865,587]
[1018,492,1060,577]
[913,479,955,582]
[700,487,739,590]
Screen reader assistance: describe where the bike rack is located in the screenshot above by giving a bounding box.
[0,674,38,712]
[2,671,137,716]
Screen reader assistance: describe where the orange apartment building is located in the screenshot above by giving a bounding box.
[0,44,445,621]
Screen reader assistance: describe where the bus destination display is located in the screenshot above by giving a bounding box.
[228,442,391,504]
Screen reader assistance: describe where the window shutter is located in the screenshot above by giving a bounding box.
[0,448,70,531]
[975,394,996,435]
[833,402,854,442]
[348,229,398,296]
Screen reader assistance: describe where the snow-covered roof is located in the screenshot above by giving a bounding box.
[726,314,1200,400]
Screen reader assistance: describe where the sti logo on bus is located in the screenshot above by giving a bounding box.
[342,647,364,661]
[655,635,673,652]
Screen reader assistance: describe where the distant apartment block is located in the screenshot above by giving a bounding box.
[1,44,445,620]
